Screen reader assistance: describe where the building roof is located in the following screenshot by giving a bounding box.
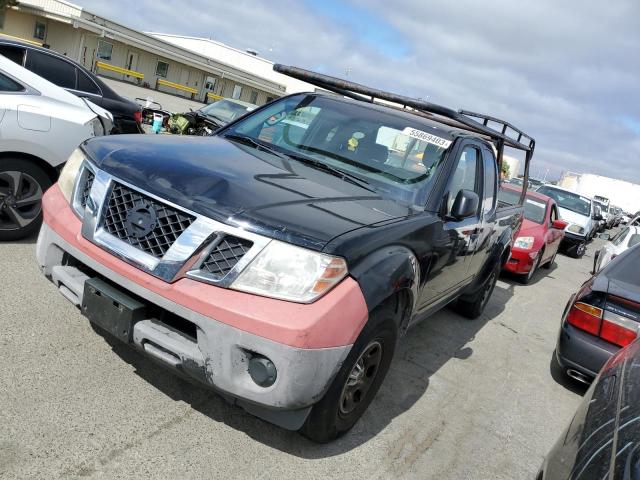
[148,33,316,94]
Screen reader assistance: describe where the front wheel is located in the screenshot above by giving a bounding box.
[300,303,398,443]
[0,159,52,241]
[570,241,586,259]
[520,252,541,284]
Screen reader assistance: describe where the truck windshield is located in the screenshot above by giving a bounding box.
[223,94,451,207]
[537,186,591,217]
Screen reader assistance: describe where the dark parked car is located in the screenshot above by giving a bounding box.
[36,65,535,442]
[541,339,640,479]
[555,242,640,383]
[0,39,142,134]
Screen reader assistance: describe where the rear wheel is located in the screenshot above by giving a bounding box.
[300,303,398,443]
[455,264,499,319]
[0,159,52,241]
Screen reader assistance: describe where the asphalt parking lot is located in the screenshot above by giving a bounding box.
[1,215,612,479]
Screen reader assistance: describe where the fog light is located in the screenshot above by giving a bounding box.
[248,355,277,387]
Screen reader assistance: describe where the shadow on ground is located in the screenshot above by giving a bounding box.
[96,280,515,458]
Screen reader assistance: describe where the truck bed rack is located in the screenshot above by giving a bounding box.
[273,64,534,193]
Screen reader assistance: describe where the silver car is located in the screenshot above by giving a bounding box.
[0,54,112,240]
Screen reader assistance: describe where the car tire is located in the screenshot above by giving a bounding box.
[520,252,541,284]
[455,263,499,319]
[300,303,398,443]
[570,241,586,259]
[0,159,52,241]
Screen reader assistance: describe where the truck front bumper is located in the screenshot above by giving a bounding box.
[36,186,369,430]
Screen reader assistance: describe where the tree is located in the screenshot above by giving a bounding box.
[500,160,510,179]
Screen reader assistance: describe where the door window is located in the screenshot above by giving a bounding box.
[0,72,24,92]
[76,70,100,95]
[446,146,480,214]
[232,85,242,100]
[482,148,496,213]
[25,51,76,89]
[550,205,558,224]
[0,45,26,65]
[34,21,46,40]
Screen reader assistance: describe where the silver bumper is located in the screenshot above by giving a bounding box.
[36,222,351,430]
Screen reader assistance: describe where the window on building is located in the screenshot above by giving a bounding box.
[96,40,113,61]
[155,60,169,78]
[232,84,242,100]
[0,72,24,92]
[249,90,258,104]
[33,21,46,40]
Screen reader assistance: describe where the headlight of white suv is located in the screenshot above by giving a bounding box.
[514,236,534,249]
[58,149,86,204]
[230,240,348,303]
[567,224,585,235]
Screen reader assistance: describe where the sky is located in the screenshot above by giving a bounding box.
[73,0,640,183]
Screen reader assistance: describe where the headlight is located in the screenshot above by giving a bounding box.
[89,117,105,137]
[567,224,585,235]
[230,240,348,303]
[58,149,85,203]
[514,236,534,249]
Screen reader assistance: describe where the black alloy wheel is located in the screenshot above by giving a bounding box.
[0,159,52,241]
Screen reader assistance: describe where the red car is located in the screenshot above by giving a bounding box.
[499,184,567,283]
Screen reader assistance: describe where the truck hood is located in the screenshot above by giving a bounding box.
[82,135,413,250]
[557,207,590,229]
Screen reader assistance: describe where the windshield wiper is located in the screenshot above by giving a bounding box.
[224,134,376,193]
[223,133,291,161]
[283,151,377,193]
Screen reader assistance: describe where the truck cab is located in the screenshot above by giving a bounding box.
[36,65,534,442]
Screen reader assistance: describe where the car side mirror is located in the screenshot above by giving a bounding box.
[599,233,610,241]
[450,189,479,220]
[593,213,603,221]
[552,219,568,230]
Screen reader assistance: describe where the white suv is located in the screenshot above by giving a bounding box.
[0,55,112,240]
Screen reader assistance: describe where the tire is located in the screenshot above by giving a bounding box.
[455,263,499,319]
[300,303,398,443]
[520,252,541,284]
[0,159,52,241]
[542,250,556,270]
[570,241,586,259]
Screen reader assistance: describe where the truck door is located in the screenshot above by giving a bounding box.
[464,146,497,278]
[418,143,483,308]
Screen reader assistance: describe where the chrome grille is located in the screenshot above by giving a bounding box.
[201,236,253,279]
[103,183,195,258]
[80,171,94,208]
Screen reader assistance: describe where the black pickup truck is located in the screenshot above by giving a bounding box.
[36,66,534,442]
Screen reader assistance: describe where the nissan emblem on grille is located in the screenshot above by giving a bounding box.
[125,202,157,239]
[103,182,195,258]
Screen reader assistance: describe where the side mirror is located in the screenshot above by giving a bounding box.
[599,233,610,241]
[450,189,479,220]
[552,219,568,230]
[593,213,603,221]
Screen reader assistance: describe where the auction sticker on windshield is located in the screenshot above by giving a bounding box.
[402,127,452,148]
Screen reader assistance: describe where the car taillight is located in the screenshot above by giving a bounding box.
[134,110,142,124]
[566,290,640,348]
[567,302,602,336]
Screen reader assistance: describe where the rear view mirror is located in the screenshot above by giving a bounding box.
[599,233,610,241]
[450,189,479,220]
[552,219,568,230]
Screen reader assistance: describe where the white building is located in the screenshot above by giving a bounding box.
[1,0,315,104]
